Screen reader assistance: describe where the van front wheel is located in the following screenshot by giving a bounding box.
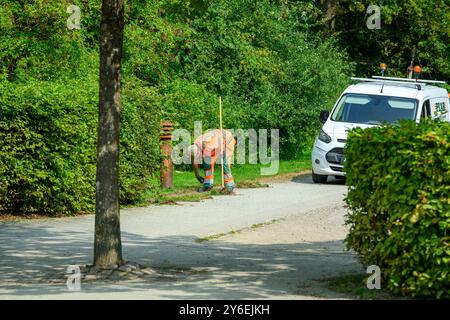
[312,171,328,183]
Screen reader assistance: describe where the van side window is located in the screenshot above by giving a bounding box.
[421,100,431,119]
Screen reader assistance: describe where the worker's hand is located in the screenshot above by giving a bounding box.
[197,176,205,184]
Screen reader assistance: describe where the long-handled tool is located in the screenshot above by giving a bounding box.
[219,96,224,188]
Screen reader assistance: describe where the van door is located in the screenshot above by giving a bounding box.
[419,99,432,122]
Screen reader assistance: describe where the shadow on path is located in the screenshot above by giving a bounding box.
[0,221,361,299]
[291,174,346,185]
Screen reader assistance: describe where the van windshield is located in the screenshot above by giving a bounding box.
[331,94,418,124]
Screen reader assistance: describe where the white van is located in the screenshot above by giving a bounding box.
[311,76,449,183]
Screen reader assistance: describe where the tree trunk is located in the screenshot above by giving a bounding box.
[94,0,124,268]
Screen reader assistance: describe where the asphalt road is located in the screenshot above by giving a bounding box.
[0,174,363,299]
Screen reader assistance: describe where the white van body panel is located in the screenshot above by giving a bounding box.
[312,81,450,177]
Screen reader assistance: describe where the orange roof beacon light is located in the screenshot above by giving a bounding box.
[413,65,422,80]
[380,63,387,76]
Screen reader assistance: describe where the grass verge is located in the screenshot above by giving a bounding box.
[325,273,405,300]
[195,229,240,243]
[141,153,311,205]
[195,218,284,243]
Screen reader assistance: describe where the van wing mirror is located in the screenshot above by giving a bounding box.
[320,110,330,124]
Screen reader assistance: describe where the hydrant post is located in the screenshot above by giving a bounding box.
[160,121,174,189]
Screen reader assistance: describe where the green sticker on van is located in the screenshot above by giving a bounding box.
[435,102,447,113]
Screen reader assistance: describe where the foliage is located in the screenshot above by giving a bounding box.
[0,0,100,81]
[159,78,218,132]
[344,121,450,298]
[168,0,351,157]
[306,0,450,80]
[119,80,162,204]
[5,0,448,215]
[0,77,97,214]
[0,77,161,215]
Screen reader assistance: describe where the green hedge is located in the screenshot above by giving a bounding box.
[344,121,450,298]
[0,77,160,215]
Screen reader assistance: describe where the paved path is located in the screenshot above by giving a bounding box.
[0,174,363,299]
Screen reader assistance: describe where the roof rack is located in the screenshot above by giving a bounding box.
[372,76,447,85]
[350,77,425,90]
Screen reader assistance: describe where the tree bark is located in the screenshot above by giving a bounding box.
[94,0,124,268]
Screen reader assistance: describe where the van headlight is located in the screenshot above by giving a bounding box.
[318,130,332,144]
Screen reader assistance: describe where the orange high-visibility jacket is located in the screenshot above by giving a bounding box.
[193,129,235,161]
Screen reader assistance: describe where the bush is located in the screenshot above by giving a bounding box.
[0,77,161,215]
[120,81,161,204]
[159,78,219,132]
[344,121,450,298]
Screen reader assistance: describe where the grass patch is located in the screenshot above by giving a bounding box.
[195,228,242,243]
[195,232,228,243]
[326,273,405,300]
[251,218,282,229]
[237,181,269,189]
[196,218,284,243]
[141,154,311,203]
[124,156,310,208]
[157,192,212,204]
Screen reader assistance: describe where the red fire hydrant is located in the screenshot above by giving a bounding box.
[160,121,174,189]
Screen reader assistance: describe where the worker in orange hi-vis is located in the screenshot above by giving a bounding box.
[188,129,236,194]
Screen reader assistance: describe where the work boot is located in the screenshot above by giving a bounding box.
[197,185,213,193]
[219,187,237,195]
